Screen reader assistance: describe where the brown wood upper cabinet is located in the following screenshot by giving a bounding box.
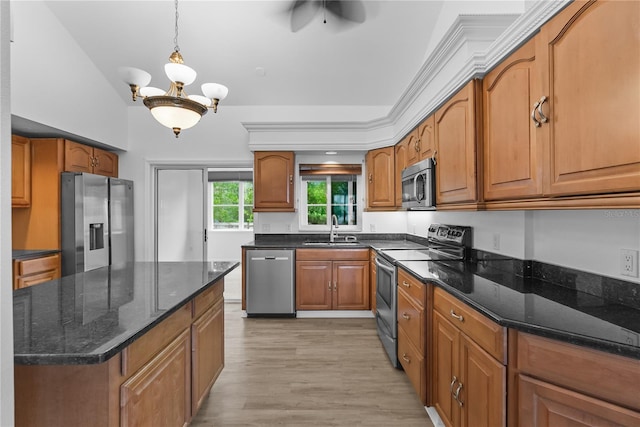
[253,151,295,212]
[483,38,543,201]
[417,115,436,161]
[537,0,640,197]
[434,80,482,207]
[12,135,31,207]
[64,139,118,177]
[365,146,395,210]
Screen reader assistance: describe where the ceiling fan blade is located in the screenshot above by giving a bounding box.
[326,0,366,24]
[290,0,320,32]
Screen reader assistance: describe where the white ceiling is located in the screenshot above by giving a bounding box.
[44,0,446,108]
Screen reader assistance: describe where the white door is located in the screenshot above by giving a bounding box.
[155,168,207,262]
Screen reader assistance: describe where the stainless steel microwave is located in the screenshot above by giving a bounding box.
[401,158,435,210]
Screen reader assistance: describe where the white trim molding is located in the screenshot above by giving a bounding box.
[243,1,571,152]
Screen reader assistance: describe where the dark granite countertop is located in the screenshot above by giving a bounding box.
[397,259,640,359]
[13,261,239,365]
[243,233,429,250]
[12,249,61,260]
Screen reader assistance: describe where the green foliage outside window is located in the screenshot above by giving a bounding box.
[212,181,253,229]
[304,177,357,226]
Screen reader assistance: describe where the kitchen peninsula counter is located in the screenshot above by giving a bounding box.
[14,261,238,365]
[14,261,238,426]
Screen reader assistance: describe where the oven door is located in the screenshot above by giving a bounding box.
[375,255,400,367]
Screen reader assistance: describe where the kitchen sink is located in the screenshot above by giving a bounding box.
[303,241,361,246]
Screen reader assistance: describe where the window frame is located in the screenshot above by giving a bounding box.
[209,180,254,231]
[299,174,363,232]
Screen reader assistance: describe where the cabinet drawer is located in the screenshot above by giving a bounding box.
[397,268,426,306]
[15,254,59,276]
[434,287,506,363]
[517,332,640,412]
[193,281,223,319]
[397,288,425,352]
[122,303,191,377]
[398,327,426,404]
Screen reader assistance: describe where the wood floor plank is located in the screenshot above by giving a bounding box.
[190,302,434,426]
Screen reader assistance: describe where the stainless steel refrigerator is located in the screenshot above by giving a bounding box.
[61,172,134,276]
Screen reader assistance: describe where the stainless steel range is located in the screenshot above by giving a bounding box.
[374,224,472,367]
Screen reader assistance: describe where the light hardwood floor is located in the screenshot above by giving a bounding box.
[190,302,434,426]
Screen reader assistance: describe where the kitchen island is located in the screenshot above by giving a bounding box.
[13,261,238,427]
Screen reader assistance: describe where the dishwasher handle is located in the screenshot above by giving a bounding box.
[250,256,290,261]
[374,257,395,273]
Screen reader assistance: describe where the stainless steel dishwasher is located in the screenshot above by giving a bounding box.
[245,249,295,317]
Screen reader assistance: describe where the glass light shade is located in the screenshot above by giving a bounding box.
[118,66,151,87]
[149,105,202,130]
[188,95,212,107]
[164,63,197,85]
[140,86,166,97]
[201,83,229,100]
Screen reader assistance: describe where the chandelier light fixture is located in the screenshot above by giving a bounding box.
[119,0,228,137]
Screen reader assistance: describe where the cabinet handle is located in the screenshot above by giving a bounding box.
[454,383,464,407]
[536,96,548,124]
[432,150,437,166]
[414,140,420,153]
[328,281,332,290]
[402,353,411,363]
[333,281,337,291]
[450,376,458,396]
[368,173,373,184]
[531,101,541,127]
[450,309,464,322]
[289,174,293,184]
[402,312,410,320]
[401,281,410,288]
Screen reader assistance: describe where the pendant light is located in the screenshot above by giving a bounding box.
[119,0,228,137]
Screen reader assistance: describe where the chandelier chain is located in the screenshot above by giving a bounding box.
[174,0,180,52]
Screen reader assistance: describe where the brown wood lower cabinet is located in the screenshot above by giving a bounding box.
[120,329,191,427]
[296,249,370,310]
[432,287,507,427]
[15,279,225,427]
[511,332,640,427]
[12,253,61,290]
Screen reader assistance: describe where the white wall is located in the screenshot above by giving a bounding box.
[208,230,253,262]
[10,1,127,149]
[0,2,14,425]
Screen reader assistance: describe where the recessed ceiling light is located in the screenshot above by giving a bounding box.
[325,151,337,155]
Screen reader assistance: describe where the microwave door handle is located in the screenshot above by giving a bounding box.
[414,174,423,202]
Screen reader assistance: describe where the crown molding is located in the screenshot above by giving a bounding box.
[243,1,571,152]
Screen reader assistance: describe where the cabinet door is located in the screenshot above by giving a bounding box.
[366,146,395,209]
[121,329,191,427]
[64,140,94,173]
[12,135,31,207]
[433,311,459,427]
[519,375,640,427]
[253,151,295,211]
[435,80,480,205]
[191,299,224,414]
[394,141,408,207]
[539,0,640,196]
[93,147,118,177]
[333,261,370,310]
[459,334,505,427]
[295,261,332,310]
[483,39,543,201]
[418,115,436,161]
[406,130,420,166]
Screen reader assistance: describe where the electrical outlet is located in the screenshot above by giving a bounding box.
[370,224,376,232]
[285,224,291,232]
[620,249,639,277]
[492,233,500,251]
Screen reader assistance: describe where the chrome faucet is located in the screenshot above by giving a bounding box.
[330,214,339,242]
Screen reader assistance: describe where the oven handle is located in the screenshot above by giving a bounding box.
[374,257,396,274]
